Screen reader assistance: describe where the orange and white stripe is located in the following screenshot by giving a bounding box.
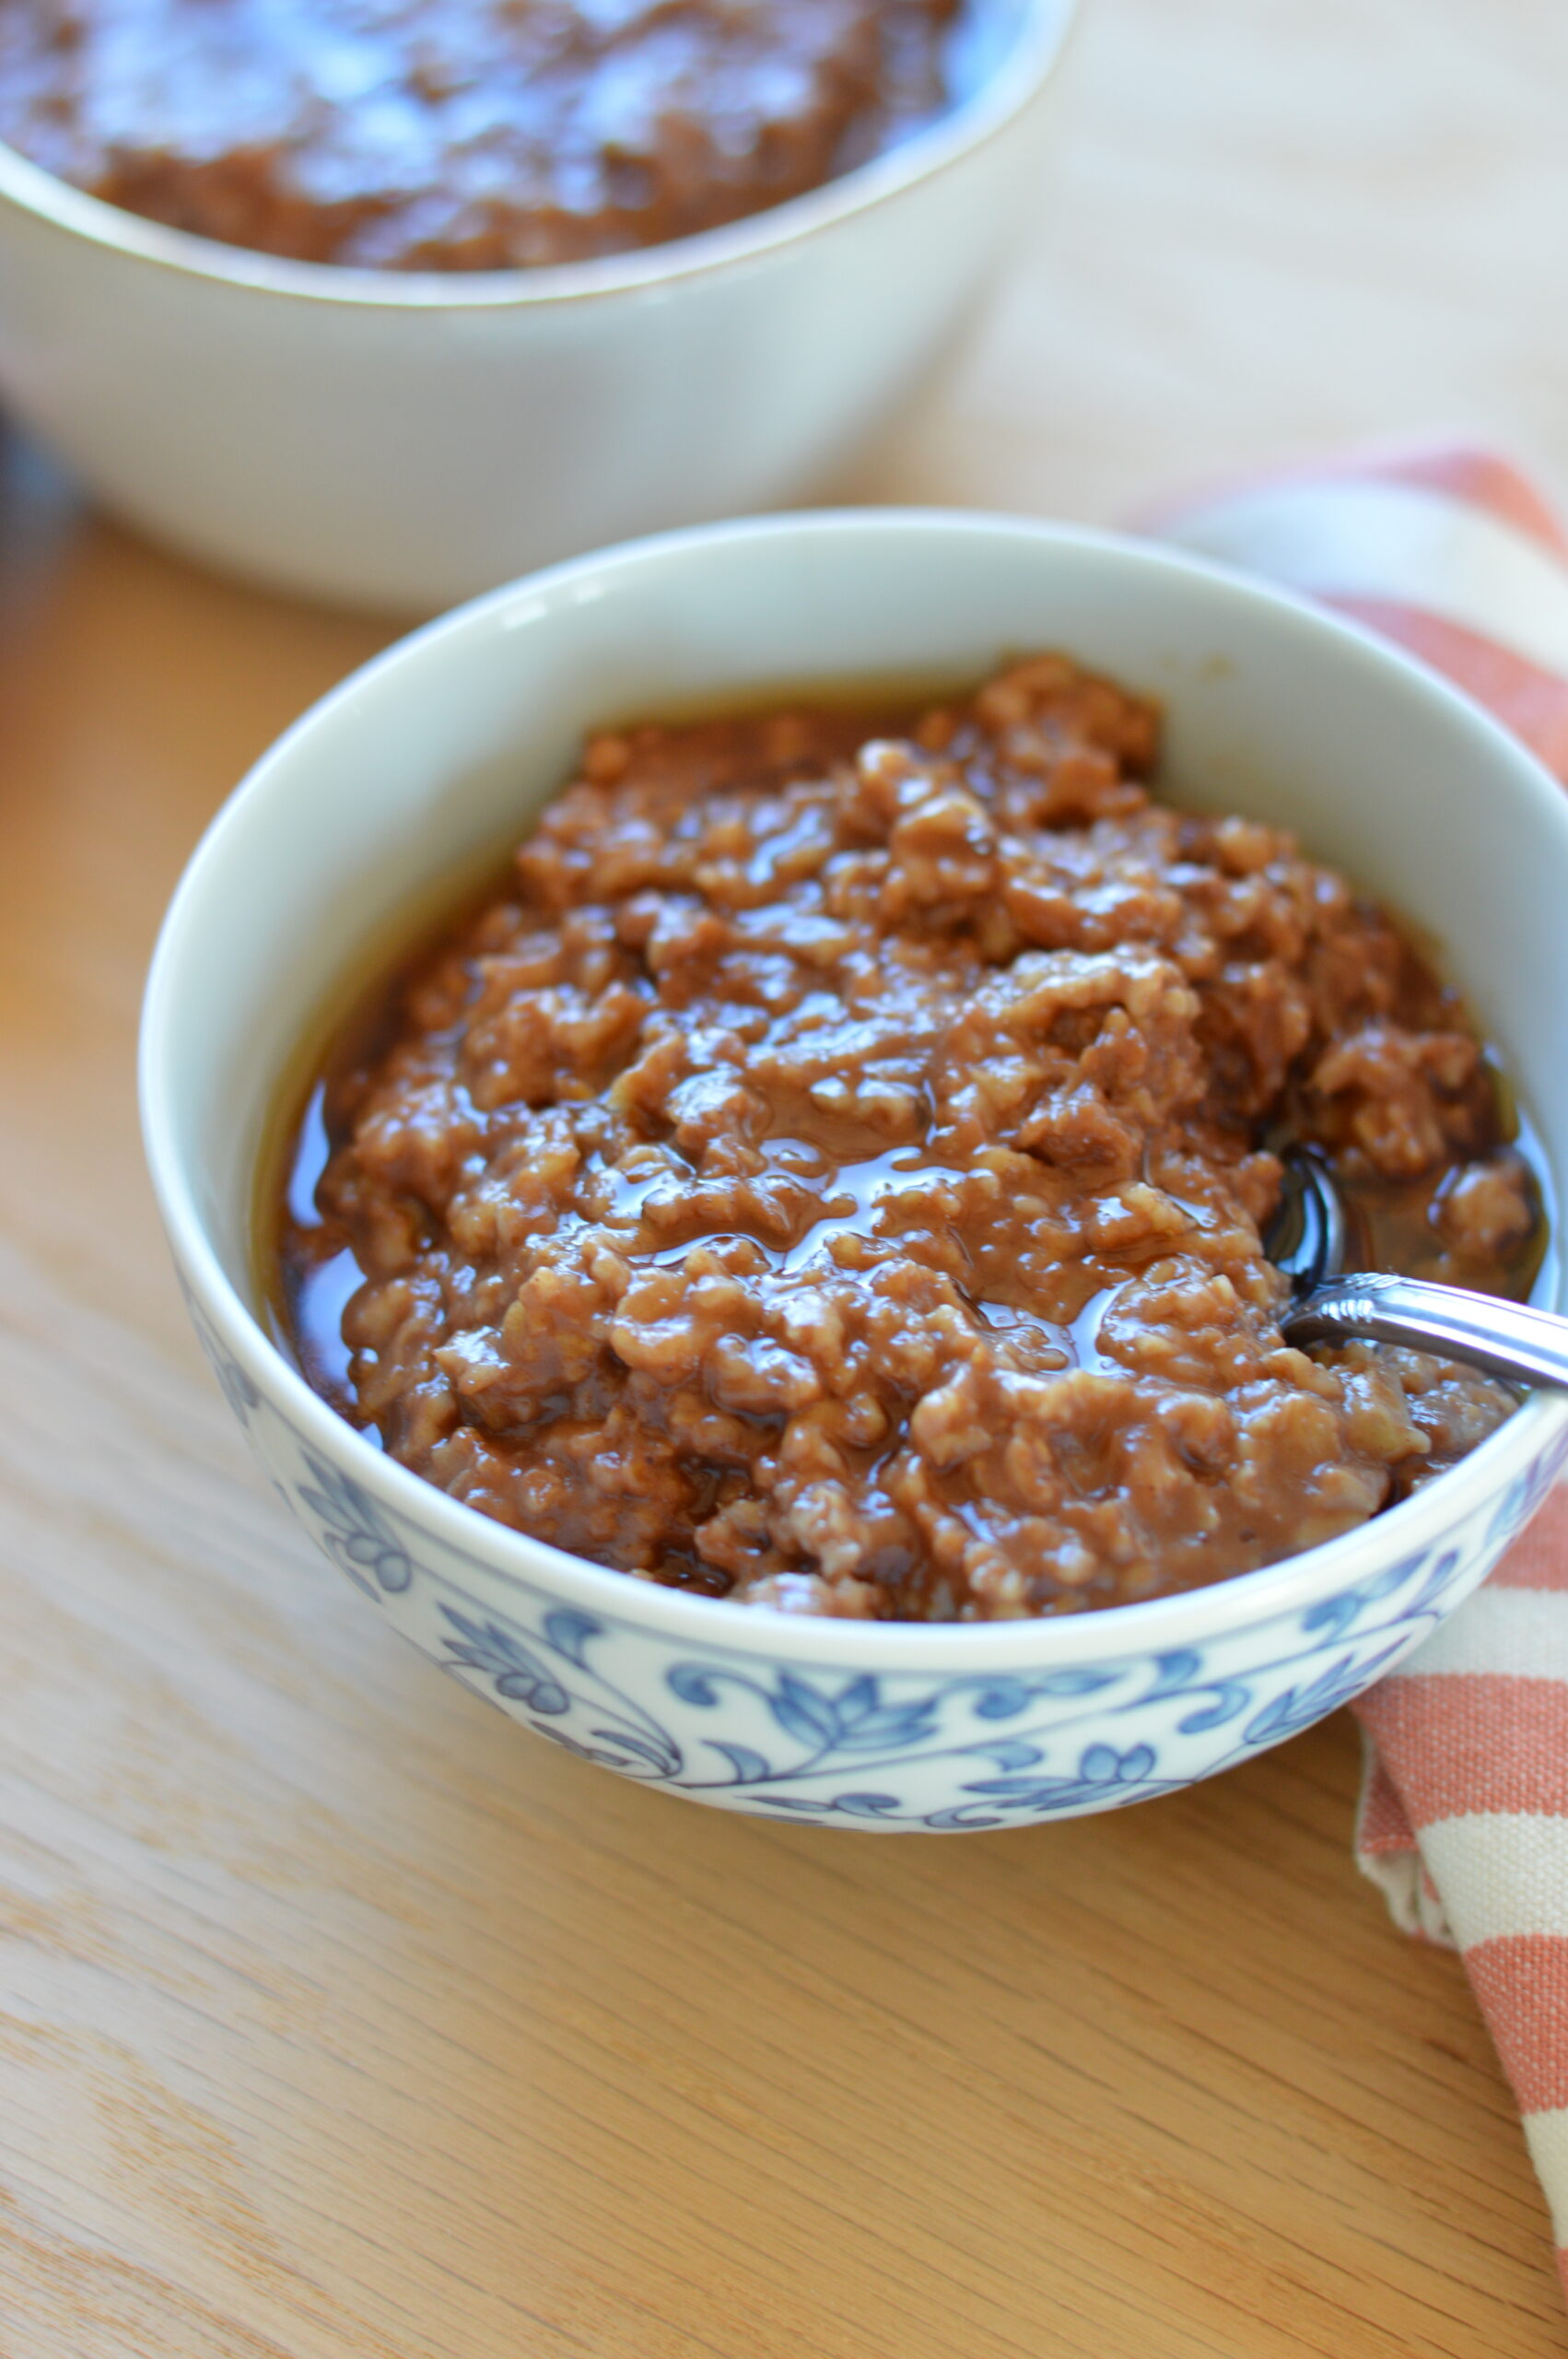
[1356,1492,1568,2299]
[1149,445,1568,779]
[1151,446,1568,2301]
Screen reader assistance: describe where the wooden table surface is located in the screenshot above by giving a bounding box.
[4,3,1567,2353]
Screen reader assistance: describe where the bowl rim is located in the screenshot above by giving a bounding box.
[140,506,1568,1668]
[0,0,1077,311]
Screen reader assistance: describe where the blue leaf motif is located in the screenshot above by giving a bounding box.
[961,1738,1168,1814]
[1081,1742,1155,1784]
[440,1608,568,1712]
[769,1673,842,1751]
[298,1454,415,1596]
[543,1609,603,1668]
[1304,1549,1445,1642]
[590,1728,676,1771]
[833,1702,942,1751]
[970,1680,1033,1719]
[1486,1445,1562,1545]
[440,1606,495,1650]
[970,1739,1045,1771]
[1359,1562,1421,1606]
[496,1668,569,1712]
[1143,1650,1204,1700]
[211,1348,261,1425]
[751,1791,904,1819]
[538,1730,638,1767]
[1488,1485,1519,1545]
[711,1743,772,1786]
[967,1669,1117,1720]
[342,1529,414,1595]
[432,1606,683,1773]
[667,1662,725,1708]
[1241,1638,1407,1747]
[1176,1683,1250,1734]
[1299,1594,1361,1641]
[1407,1548,1463,1615]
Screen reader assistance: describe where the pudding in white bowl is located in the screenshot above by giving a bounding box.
[0,0,1078,611]
[140,511,1568,1827]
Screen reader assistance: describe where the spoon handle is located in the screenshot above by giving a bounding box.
[1282,1273,1568,1391]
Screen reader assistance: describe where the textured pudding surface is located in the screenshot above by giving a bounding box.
[277,657,1540,1619]
[0,0,957,269]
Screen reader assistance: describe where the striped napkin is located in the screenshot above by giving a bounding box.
[1151,444,1568,2298]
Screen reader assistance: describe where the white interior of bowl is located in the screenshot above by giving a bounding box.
[141,511,1568,1651]
[0,0,1073,305]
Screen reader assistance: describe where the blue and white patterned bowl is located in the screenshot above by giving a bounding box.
[140,512,1568,1829]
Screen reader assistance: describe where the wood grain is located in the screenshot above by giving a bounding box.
[4,3,1568,2350]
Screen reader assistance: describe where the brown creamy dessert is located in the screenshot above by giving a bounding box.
[0,0,958,269]
[275,657,1544,1620]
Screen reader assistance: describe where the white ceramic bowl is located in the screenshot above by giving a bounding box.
[140,511,1568,1829]
[0,0,1075,613]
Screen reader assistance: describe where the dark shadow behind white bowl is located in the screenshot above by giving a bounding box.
[0,0,1078,611]
[140,511,1568,1829]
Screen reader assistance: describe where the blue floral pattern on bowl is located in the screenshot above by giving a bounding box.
[177,1283,1568,1833]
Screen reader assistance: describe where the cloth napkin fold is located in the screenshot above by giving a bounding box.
[1151,443,1568,2297]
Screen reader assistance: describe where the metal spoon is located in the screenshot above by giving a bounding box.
[1267,1147,1568,1391]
